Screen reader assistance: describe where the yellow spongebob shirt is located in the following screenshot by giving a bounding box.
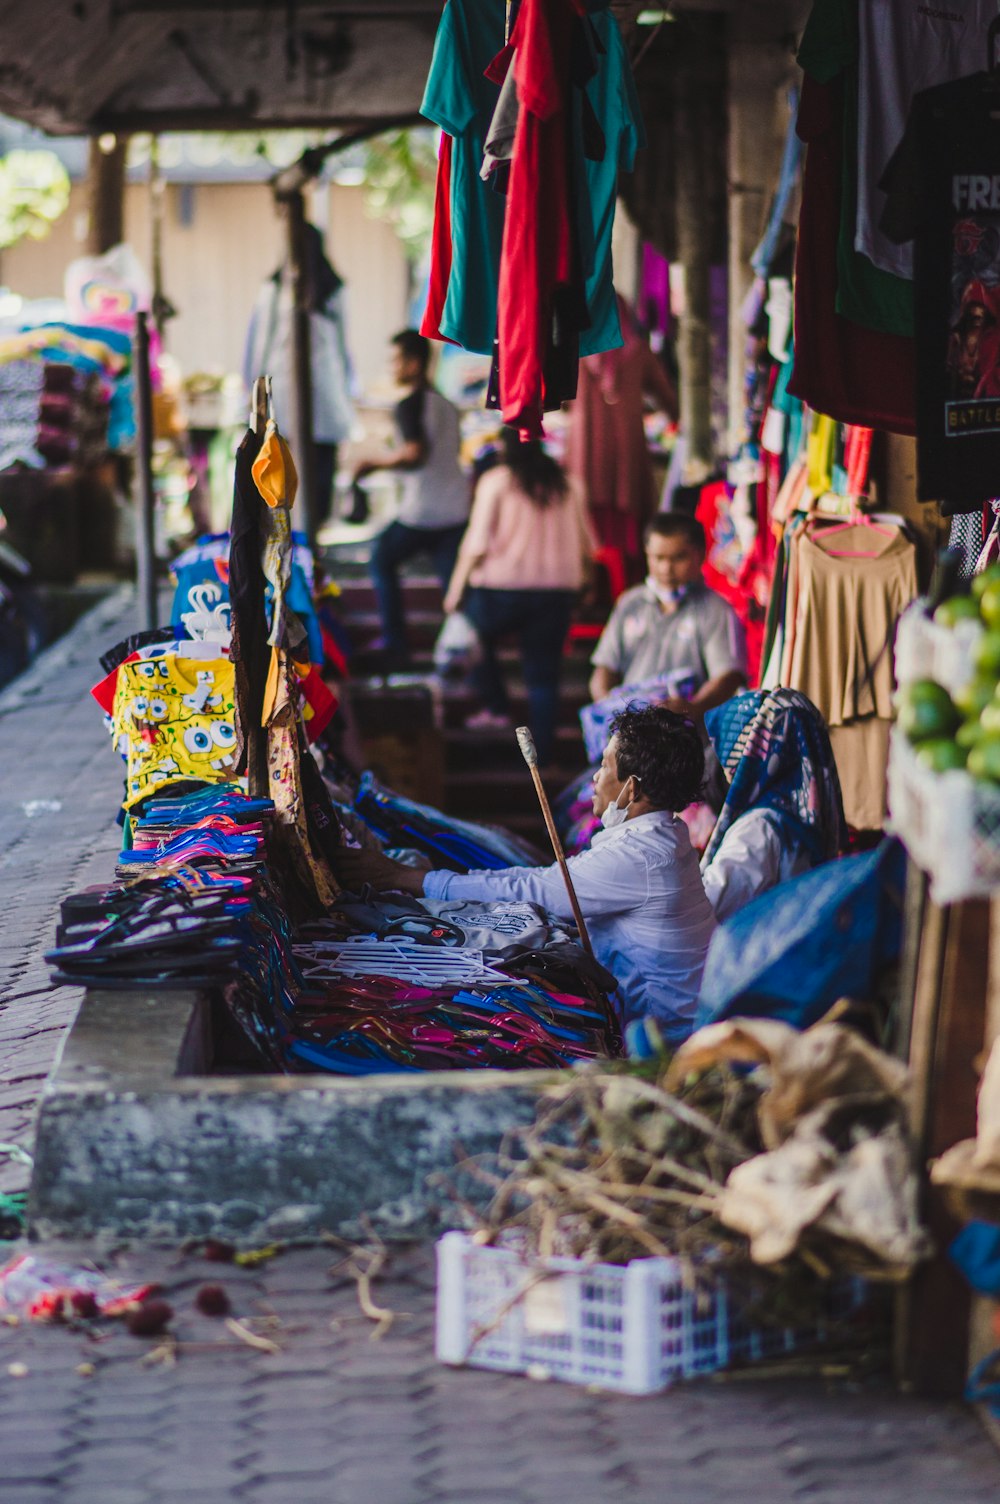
[112,654,237,809]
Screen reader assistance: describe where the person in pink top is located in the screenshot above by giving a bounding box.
[443,427,596,766]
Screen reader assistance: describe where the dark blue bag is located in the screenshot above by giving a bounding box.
[694,838,906,1031]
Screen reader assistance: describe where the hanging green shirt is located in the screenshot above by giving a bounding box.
[421,0,507,356]
[579,8,646,356]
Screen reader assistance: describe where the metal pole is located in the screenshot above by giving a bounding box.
[133,310,158,631]
[284,188,317,552]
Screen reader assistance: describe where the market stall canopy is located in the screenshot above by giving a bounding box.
[0,0,672,137]
[0,0,451,135]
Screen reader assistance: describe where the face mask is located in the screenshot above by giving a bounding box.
[600,780,634,829]
[644,575,691,610]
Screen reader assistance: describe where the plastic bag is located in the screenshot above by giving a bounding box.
[433,611,482,677]
[0,1252,157,1321]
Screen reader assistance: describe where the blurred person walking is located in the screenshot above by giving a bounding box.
[444,427,596,767]
[353,330,470,670]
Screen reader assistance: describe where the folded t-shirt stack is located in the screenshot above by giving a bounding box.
[0,359,109,473]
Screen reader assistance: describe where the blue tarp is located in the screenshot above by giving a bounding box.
[695,838,906,1031]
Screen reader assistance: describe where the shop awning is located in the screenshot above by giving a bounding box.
[0,0,449,136]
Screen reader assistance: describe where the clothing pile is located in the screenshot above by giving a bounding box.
[169,531,339,744]
[420,0,643,435]
[45,784,283,991]
[91,632,238,816]
[350,770,544,873]
[0,359,108,474]
[263,898,621,1073]
[0,320,133,455]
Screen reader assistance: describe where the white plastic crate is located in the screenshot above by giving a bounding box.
[894,600,983,695]
[435,1232,862,1396]
[887,731,1000,904]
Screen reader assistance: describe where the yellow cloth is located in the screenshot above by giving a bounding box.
[806,413,836,497]
[251,420,298,510]
[112,654,236,809]
[0,328,126,372]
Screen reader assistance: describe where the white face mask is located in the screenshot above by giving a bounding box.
[644,575,691,611]
[600,779,634,829]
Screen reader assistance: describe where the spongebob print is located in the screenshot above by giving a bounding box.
[112,654,237,809]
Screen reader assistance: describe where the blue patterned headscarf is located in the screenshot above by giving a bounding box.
[702,689,847,869]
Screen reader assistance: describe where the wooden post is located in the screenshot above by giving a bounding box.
[895,897,990,1395]
[283,188,318,553]
[132,311,158,632]
[725,6,796,453]
[86,134,127,255]
[968,897,1000,1449]
[673,64,714,475]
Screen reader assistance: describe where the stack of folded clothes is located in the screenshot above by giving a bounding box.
[45,785,278,990]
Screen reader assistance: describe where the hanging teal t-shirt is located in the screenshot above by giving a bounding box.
[580,9,645,356]
[421,0,506,357]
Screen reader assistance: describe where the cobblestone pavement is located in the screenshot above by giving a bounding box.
[0,587,136,1195]
[0,591,997,1503]
[0,1241,997,1504]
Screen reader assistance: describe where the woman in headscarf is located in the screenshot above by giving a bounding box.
[700,688,846,923]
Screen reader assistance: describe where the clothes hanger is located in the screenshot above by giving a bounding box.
[249,374,274,434]
[807,511,896,557]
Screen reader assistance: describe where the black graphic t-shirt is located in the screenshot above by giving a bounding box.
[882,73,1000,509]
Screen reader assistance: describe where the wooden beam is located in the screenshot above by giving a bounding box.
[86,134,127,254]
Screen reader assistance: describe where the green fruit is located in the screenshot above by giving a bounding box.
[958,718,988,748]
[954,677,996,719]
[968,736,1000,781]
[915,739,968,773]
[934,595,982,627]
[972,563,1000,601]
[983,702,1000,735]
[897,680,959,742]
[981,582,1000,630]
[975,630,1000,677]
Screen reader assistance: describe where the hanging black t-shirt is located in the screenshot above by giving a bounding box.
[881,73,1000,508]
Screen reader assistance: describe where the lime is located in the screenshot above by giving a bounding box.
[968,737,1000,781]
[957,718,988,748]
[972,563,1000,601]
[934,596,982,627]
[975,630,1000,677]
[981,582,1000,630]
[955,677,996,719]
[896,680,959,743]
[915,739,968,773]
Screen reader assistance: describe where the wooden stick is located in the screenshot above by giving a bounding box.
[515,725,594,958]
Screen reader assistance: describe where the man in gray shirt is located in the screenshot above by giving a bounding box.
[590,514,747,721]
[353,330,470,669]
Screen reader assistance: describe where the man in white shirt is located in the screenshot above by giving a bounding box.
[331,705,717,1039]
[353,330,471,668]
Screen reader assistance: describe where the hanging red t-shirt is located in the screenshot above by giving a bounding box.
[494,0,582,434]
[420,133,456,344]
[788,73,916,434]
[696,480,767,687]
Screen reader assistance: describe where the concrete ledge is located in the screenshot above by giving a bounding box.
[28,988,551,1244]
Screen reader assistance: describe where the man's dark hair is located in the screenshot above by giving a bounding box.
[392,328,431,374]
[644,512,706,554]
[609,704,705,812]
